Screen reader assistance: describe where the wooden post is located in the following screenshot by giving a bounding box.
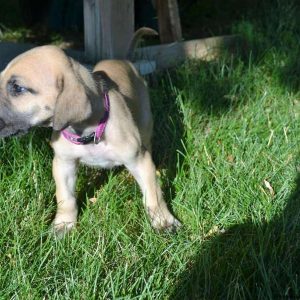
[84,0,97,62]
[84,0,134,62]
[156,0,182,44]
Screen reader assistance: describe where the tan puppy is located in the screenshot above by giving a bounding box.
[0,45,180,235]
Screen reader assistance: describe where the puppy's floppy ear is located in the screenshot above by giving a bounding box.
[53,67,94,131]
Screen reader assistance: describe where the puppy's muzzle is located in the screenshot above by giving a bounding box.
[0,118,5,131]
[0,111,31,138]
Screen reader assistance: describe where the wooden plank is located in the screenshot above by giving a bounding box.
[167,0,182,42]
[110,0,134,58]
[84,0,97,62]
[95,0,111,59]
[156,0,182,44]
[134,35,241,70]
[83,0,134,62]
[134,60,156,75]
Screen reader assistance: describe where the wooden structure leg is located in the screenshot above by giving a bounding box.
[156,0,182,44]
[84,0,134,62]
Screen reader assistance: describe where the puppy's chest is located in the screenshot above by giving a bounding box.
[78,143,122,169]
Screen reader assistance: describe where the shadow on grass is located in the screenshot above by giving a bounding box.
[171,172,300,299]
[169,0,300,298]
[132,0,299,222]
[279,55,300,93]
[76,168,113,215]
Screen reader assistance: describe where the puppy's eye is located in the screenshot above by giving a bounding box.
[8,80,28,96]
[13,83,27,94]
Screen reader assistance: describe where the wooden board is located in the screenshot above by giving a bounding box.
[84,0,134,62]
[156,0,182,44]
[134,35,241,70]
[84,0,97,62]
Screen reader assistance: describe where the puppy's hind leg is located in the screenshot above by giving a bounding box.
[52,156,78,237]
[126,150,181,231]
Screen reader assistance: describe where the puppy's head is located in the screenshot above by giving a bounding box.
[0,45,103,138]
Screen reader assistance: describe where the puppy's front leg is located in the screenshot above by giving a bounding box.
[52,156,78,236]
[126,150,181,231]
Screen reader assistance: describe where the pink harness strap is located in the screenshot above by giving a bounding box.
[61,92,110,145]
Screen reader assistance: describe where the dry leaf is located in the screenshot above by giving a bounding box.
[263,179,275,196]
[227,155,234,163]
[293,99,299,106]
[204,123,211,136]
[89,197,97,204]
[205,226,226,238]
[285,154,293,164]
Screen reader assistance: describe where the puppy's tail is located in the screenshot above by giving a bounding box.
[126,27,158,60]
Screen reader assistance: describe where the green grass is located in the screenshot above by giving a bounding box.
[1,0,300,299]
[0,25,67,47]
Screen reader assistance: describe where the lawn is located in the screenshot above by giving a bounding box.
[0,0,300,299]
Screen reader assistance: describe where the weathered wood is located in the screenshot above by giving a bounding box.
[84,0,97,62]
[134,35,240,70]
[156,0,182,44]
[134,60,156,75]
[83,0,134,62]
[110,0,134,58]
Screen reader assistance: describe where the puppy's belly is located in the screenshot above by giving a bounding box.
[78,144,123,169]
[80,156,121,169]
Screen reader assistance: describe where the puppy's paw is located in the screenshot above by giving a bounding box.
[147,207,182,233]
[52,214,77,238]
[52,221,76,239]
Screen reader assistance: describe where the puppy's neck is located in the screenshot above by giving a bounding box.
[66,92,106,137]
[62,59,109,136]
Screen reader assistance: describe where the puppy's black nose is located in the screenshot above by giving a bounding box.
[0,118,5,131]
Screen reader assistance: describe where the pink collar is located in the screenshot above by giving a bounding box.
[61,92,110,145]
